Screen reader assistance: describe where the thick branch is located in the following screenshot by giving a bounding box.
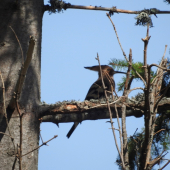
[38,97,170,124]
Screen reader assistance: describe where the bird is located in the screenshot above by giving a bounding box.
[66,65,127,138]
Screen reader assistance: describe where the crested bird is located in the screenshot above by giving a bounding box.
[66,65,127,138]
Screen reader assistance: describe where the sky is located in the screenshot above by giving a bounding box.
[39,0,170,169]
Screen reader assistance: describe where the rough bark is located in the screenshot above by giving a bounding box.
[39,97,170,124]
[0,0,43,169]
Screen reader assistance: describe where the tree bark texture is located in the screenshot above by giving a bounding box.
[0,0,43,169]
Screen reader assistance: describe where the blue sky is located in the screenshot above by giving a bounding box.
[39,1,170,169]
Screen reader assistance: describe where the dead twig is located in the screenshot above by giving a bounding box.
[0,132,14,140]
[142,23,150,84]
[22,135,58,157]
[158,160,170,170]
[127,87,144,96]
[16,99,22,170]
[115,104,124,160]
[96,53,125,170]
[106,13,146,87]
[0,71,15,148]
[89,96,125,109]
[9,36,36,109]
[9,26,24,65]
[154,129,165,136]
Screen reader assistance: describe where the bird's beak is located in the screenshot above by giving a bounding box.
[114,71,127,74]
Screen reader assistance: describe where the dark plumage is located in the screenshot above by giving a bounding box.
[66,65,127,138]
[85,65,117,100]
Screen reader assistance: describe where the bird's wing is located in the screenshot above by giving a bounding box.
[85,76,114,100]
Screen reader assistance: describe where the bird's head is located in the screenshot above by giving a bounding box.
[84,65,127,77]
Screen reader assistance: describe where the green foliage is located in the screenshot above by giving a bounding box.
[117,76,126,92]
[152,112,170,157]
[109,58,129,71]
[127,131,145,170]
[116,129,145,170]
[109,58,157,91]
[116,120,170,170]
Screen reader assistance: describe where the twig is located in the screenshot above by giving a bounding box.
[154,81,170,111]
[149,64,167,71]
[115,104,124,161]
[9,36,36,109]
[96,53,125,170]
[127,76,134,90]
[154,129,165,136]
[147,150,167,169]
[127,87,144,96]
[9,26,24,65]
[22,135,58,157]
[142,23,150,84]
[124,49,132,90]
[106,13,146,87]
[158,160,170,170]
[120,49,134,167]
[16,100,22,170]
[151,71,166,85]
[162,45,168,59]
[0,71,15,147]
[39,131,44,144]
[89,96,125,109]
[0,132,14,139]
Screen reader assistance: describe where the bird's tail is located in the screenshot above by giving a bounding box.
[66,122,79,138]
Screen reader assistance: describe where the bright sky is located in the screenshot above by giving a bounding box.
[39,0,170,169]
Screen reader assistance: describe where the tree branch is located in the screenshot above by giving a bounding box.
[9,36,36,109]
[38,97,170,125]
[106,13,146,87]
[21,135,58,157]
[44,3,170,14]
[96,53,125,169]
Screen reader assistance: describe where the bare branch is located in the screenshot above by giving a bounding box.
[39,97,170,124]
[22,135,58,157]
[0,132,14,140]
[142,23,150,84]
[106,13,146,87]
[115,104,124,159]
[9,36,36,109]
[154,129,165,136]
[151,71,166,85]
[149,64,168,71]
[127,87,144,96]
[0,71,15,149]
[96,53,125,169]
[154,81,170,111]
[124,49,132,90]
[44,3,170,14]
[9,26,24,65]
[90,96,125,109]
[158,160,170,170]
[16,100,23,170]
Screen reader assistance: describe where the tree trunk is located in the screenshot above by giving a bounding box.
[0,0,43,169]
